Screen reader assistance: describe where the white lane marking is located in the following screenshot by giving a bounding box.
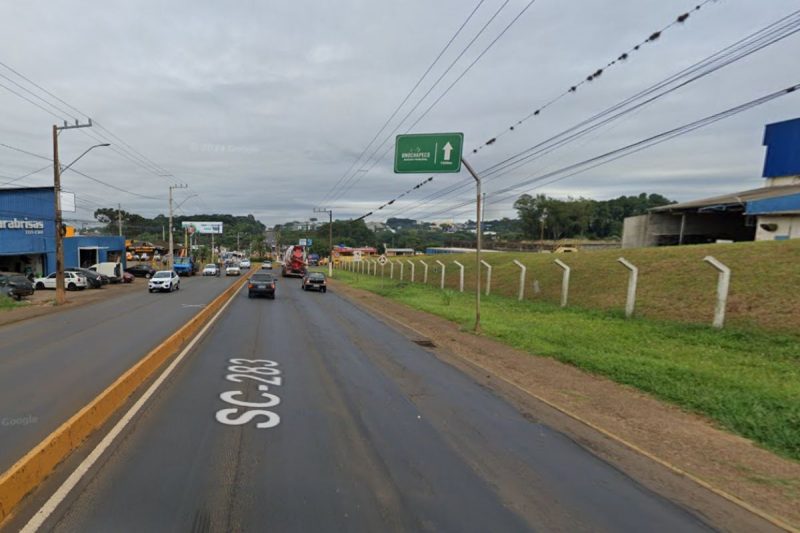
[181,304,206,308]
[21,285,242,532]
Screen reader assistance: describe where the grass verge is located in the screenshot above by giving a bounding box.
[0,297,20,311]
[334,269,800,462]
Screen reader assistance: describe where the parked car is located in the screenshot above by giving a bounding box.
[248,272,276,299]
[148,270,180,293]
[89,262,123,283]
[301,272,327,293]
[33,271,88,291]
[122,271,134,283]
[125,264,157,278]
[262,261,273,270]
[0,272,34,300]
[202,263,220,276]
[66,267,104,289]
[226,264,241,276]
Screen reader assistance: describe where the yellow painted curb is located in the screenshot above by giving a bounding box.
[0,273,251,524]
[332,278,800,533]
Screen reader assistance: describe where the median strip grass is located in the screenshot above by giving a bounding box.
[334,269,800,462]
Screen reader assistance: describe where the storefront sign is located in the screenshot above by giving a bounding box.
[0,218,45,234]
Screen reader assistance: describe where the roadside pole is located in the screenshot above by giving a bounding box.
[461,158,482,333]
[167,184,187,271]
[314,207,334,277]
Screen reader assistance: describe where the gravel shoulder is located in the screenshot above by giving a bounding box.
[332,281,800,531]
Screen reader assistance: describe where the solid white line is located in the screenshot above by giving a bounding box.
[21,284,242,532]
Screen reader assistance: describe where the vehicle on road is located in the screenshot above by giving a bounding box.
[148,270,180,293]
[282,245,306,277]
[89,262,123,283]
[240,259,251,269]
[66,267,105,289]
[226,264,241,276]
[301,272,327,292]
[0,272,34,300]
[121,271,134,283]
[248,272,276,299]
[34,271,88,291]
[173,256,197,276]
[125,264,156,278]
[262,261,272,270]
[202,263,220,276]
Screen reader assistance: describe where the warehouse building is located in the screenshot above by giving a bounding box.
[623,117,800,248]
[0,186,125,276]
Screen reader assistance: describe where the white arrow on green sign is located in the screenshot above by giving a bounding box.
[394,133,463,173]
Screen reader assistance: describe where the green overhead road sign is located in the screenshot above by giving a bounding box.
[394,132,463,173]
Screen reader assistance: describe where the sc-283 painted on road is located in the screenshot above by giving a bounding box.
[215,358,282,429]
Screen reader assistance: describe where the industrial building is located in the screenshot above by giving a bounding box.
[0,186,125,276]
[623,117,800,248]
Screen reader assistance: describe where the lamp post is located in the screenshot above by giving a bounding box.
[314,207,333,276]
[52,137,110,305]
[168,184,189,270]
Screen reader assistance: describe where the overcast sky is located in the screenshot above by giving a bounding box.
[1,0,798,227]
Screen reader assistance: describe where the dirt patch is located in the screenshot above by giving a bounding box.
[0,282,140,328]
[332,281,800,531]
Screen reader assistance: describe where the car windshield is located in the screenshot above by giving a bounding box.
[153,272,171,279]
[252,275,272,282]
[309,273,325,280]
[205,264,216,269]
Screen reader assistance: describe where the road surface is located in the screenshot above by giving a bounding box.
[0,274,240,473]
[16,277,716,532]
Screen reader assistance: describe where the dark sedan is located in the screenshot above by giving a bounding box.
[248,273,276,299]
[301,272,327,293]
[0,272,34,300]
[125,264,157,278]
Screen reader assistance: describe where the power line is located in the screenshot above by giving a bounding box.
[385,9,800,221]
[327,0,527,204]
[471,0,719,155]
[423,83,800,220]
[317,0,488,205]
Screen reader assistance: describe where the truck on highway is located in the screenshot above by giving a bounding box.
[281,245,307,277]
[173,256,197,276]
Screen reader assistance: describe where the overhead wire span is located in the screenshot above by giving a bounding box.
[317,0,488,205]
[471,0,719,155]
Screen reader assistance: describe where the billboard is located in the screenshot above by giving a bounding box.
[181,221,223,234]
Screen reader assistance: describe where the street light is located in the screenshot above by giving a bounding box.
[53,141,110,305]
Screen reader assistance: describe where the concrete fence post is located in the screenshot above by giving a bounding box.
[453,261,464,292]
[704,255,731,329]
[399,261,404,281]
[480,259,492,296]
[617,257,638,318]
[389,261,395,279]
[435,260,446,289]
[513,260,526,301]
[407,260,415,282]
[419,260,429,284]
[554,259,570,308]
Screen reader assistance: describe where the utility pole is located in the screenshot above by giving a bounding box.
[52,119,97,305]
[461,158,482,333]
[118,203,123,236]
[237,232,240,251]
[314,207,333,276]
[168,183,187,270]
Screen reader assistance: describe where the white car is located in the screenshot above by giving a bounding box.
[202,264,220,276]
[148,270,180,292]
[240,259,251,269]
[33,271,88,291]
[226,264,241,276]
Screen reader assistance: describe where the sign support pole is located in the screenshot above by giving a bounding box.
[461,157,482,333]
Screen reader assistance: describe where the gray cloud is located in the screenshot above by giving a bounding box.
[0,0,798,227]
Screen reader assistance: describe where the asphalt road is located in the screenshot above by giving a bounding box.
[25,277,715,532]
[0,273,241,473]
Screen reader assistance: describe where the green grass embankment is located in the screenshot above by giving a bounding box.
[334,267,800,462]
[397,239,800,333]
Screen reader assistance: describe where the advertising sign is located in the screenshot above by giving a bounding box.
[181,221,223,234]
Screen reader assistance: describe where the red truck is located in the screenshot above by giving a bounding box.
[281,245,307,277]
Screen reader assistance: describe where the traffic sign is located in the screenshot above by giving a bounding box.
[394,133,463,173]
[378,254,387,266]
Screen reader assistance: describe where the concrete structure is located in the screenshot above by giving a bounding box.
[0,186,125,276]
[623,118,800,248]
[384,247,415,257]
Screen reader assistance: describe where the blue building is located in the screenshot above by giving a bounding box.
[0,186,125,275]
